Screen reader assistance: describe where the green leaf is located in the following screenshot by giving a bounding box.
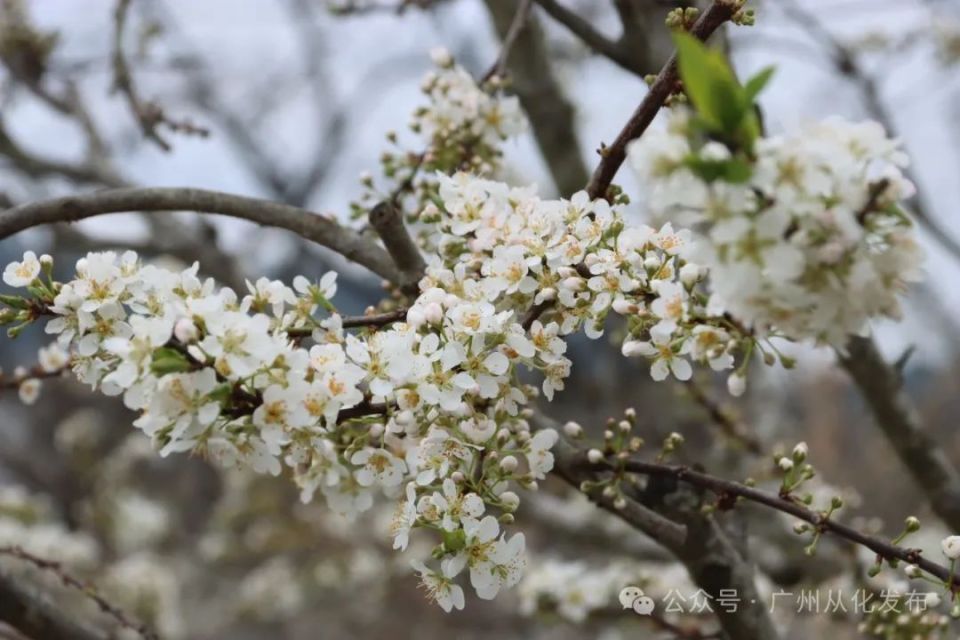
[150,347,192,376]
[743,66,776,103]
[0,294,28,310]
[683,155,753,184]
[673,32,747,135]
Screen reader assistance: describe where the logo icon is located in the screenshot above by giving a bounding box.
[619,585,655,615]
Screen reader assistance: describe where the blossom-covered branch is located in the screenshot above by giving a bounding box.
[586,0,744,200]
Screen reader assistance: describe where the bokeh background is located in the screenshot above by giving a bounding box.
[2,1,960,638]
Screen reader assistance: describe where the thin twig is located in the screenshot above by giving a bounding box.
[578,455,960,587]
[684,379,763,454]
[532,0,642,75]
[287,308,409,337]
[585,1,738,200]
[0,546,157,640]
[111,0,208,151]
[482,0,534,81]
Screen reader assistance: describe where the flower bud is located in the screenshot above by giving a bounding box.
[174,318,199,344]
[679,263,702,287]
[612,298,637,315]
[587,449,604,464]
[621,340,646,358]
[500,491,520,511]
[727,372,746,397]
[778,457,794,472]
[792,442,808,462]
[563,421,583,438]
[905,516,920,532]
[941,535,960,559]
[499,455,519,473]
[423,302,444,325]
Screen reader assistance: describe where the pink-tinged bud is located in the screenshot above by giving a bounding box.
[174,318,199,344]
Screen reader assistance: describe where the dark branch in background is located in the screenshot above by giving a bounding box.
[684,379,763,454]
[482,0,534,81]
[839,336,960,531]
[0,546,156,640]
[574,455,960,587]
[368,201,426,291]
[586,1,738,200]
[0,187,402,283]
[111,0,208,151]
[532,0,644,74]
[537,414,780,640]
[483,0,590,196]
[0,572,105,640]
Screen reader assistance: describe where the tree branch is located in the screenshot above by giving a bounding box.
[368,201,426,289]
[0,187,401,283]
[574,454,960,587]
[484,0,590,196]
[538,413,779,640]
[0,546,156,640]
[838,335,960,531]
[111,0,208,151]
[586,1,737,200]
[531,0,643,75]
[0,571,106,640]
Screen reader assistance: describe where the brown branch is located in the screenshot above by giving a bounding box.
[0,546,157,640]
[575,455,960,587]
[287,308,409,337]
[0,187,401,283]
[368,201,426,290]
[482,0,534,81]
[539,413,779,640]
[585,1,738,200]
[484,0,590,196]
[111,0,208,151]
[532,0,643,75]
[0,571,106,640]
[0,363,70,390]
[839,336,960,531]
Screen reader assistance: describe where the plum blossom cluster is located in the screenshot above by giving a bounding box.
[351,48,525,223]
[0,249,559,610]
[628,110,923,345]
[418,172,750,387]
